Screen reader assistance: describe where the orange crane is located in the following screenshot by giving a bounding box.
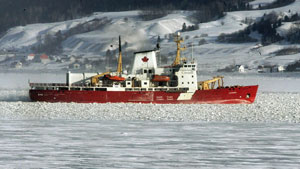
[198,76,224,90]
[91,36,125,86]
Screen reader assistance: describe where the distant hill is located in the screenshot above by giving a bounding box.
[0,0,300,73]
[0,0,253,34]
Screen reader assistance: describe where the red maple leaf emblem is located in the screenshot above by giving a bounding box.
[142,56,149,62]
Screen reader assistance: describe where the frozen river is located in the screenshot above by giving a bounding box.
[1,91,300,168]
[1,73,300,168]
[1,121,300,168]
[1,91,300,123]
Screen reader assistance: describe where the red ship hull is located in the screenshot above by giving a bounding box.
[29,85,258,104]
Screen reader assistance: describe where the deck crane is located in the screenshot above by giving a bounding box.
[91,72,110,86]
[90,35,125,86]
[198,76,224,90]
[116,35,122,77]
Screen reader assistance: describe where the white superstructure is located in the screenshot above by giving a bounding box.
[66,49,197,92]
[64,34,199,93]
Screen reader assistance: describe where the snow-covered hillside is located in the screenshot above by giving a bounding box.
[1,0,300,72]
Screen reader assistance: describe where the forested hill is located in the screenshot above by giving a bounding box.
[0,0,252,34]
[0,0,299,72]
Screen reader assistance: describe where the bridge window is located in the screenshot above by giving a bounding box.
[96,88,106,91]
[84,88,94,91]
[149,70,152,73]
[144,70,147,74]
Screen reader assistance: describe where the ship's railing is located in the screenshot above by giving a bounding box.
[29,83,67,87]
[29,83,96,87]
[29,83,191,92]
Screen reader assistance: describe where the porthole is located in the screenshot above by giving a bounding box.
[246,94,250,98]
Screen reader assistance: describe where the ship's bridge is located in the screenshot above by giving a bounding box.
[182,63,197,70]
[175,62,198,92]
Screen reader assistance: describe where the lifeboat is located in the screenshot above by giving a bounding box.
[152,75,170,82]
[104,75,126,81]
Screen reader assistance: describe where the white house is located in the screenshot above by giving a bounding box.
[40,54,50,64]
[85,64,92,70]
[258,65,284,73]
[238,65,245,73]
[26,54,35,61]
[270,65,285,73]
[278,65,285,72]
[69,62,81,69]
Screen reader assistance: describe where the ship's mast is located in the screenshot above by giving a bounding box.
[117,35,122,76]
[172,32,186,66]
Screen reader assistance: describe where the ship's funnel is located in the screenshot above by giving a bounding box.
[131,50,158,74]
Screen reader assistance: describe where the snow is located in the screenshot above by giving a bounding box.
[1,120,300,168]
[277,22,293,36]
[250,0,277,9]
[186,0,300,70]
[1,1,300,72]
[0,90,299,122]
[2,3,300,166]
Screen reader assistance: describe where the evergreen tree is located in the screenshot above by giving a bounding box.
[182,23,187,32]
